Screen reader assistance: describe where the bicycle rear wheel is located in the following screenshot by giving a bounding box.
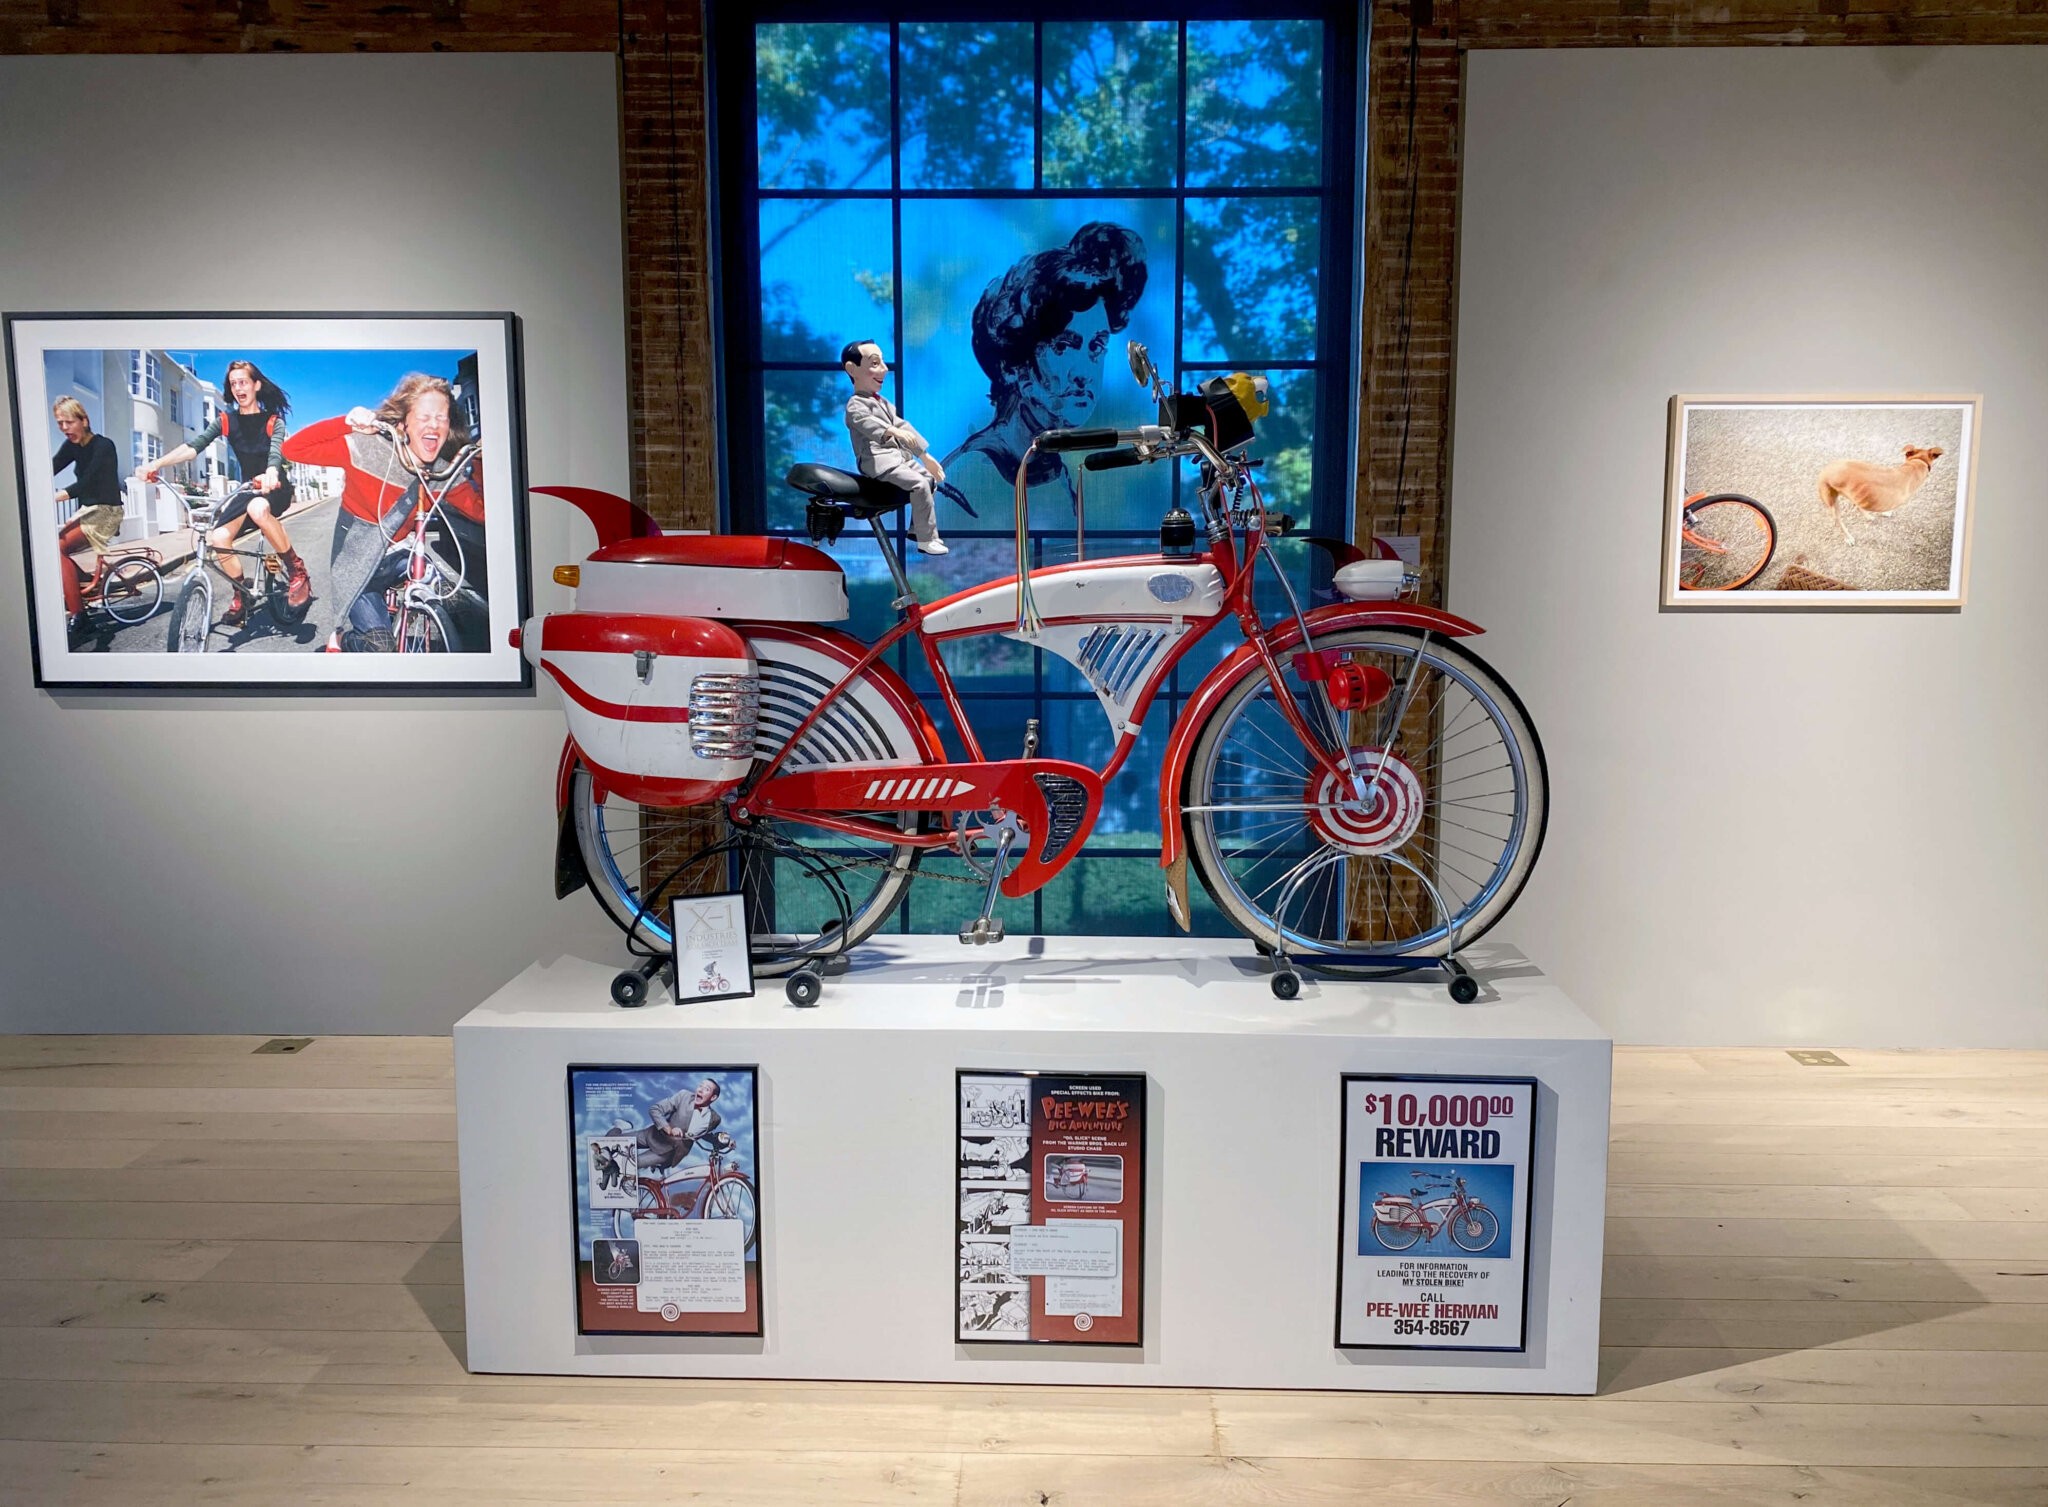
[1182,627,1547,965]
[165,573,214,653]
[1679,494,1776,591]
[99,558,163,625]
[571,636,927,976]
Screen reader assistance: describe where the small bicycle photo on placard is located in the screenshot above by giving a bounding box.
[670,893,753,1003]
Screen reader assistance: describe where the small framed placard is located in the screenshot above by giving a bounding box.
[1337,1074,1537,1352]
[670,892,753,1003]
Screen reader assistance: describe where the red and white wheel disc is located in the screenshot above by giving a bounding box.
[1307,748,1425,856]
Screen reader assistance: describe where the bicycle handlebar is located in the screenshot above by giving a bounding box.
[1082,447,1145,472]
[1036,427,1121,453]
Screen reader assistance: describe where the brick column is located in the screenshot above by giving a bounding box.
[1358,0,1464,603]
[618,0,720,532]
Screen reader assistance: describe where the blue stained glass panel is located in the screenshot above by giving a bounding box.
[757,23,893,191]
[760,199,896,364]
[1181,196,1321,363]
[1041,21,1179,189]
[900,23,1034,190]
[1186,21,1324,188]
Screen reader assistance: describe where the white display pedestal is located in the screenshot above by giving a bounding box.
[455,936,1611,1392]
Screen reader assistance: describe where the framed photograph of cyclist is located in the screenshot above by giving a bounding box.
[1336,1074,1537,1352]
[670,892,754,1004]
[566,1064,764,1337]
[1662,394,1981,608]
[5,311,531,689]
[955,1069,1145,1346]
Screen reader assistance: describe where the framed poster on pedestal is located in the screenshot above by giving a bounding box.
[1336,1074,1536,1352]
[567,1065,763,1337]
[956,1070,1145,1346]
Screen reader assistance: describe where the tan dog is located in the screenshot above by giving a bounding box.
[1817,445,1943,544]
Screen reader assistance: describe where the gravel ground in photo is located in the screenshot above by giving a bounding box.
[1681,403,1968,592]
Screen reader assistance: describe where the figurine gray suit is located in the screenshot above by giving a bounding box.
[840,339,947,553]
[845,391,940,545]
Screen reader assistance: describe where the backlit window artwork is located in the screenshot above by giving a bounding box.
[720,7,1359,937]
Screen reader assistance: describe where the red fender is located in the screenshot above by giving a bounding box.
[1155,601,1484,925]
[532,485,662,547]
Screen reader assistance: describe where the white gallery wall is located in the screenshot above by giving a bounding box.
[0,55,628,1033]
[1451,47,2048,1045]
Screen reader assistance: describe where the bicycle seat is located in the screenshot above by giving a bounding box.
[784,463,914,519]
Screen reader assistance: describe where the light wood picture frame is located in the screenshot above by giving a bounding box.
[1662,394,1980,609]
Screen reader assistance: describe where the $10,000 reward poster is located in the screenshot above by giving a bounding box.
[1337,1075,1536,1351]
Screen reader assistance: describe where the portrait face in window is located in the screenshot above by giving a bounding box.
[914,214,1169,528]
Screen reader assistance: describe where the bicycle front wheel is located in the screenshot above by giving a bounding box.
[165,573,214,653]
[1679,494,1776,591]
[1449,1204,1501,1253]
[1183,627,1547,964]
[100,558,163,625]
[396,601,453,653]
[699,1176,760,1256]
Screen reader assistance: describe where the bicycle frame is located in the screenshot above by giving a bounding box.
[378,436,481,652]
[729,472,1478,900]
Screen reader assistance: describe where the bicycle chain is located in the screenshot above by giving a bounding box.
[742,826,992,887]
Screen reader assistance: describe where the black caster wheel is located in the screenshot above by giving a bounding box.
[610,970,650,1008]
[785,969,823,1008]
[1270,969,1301,1001]
[1448,973,1480,1004]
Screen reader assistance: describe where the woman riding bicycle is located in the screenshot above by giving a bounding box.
[50,397,124,633]
[281,373,484,652]
[143,360,312,626]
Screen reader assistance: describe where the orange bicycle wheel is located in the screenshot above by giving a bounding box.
[1679,494,1776,591]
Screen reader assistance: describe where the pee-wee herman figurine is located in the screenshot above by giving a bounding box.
[842,339,948,555]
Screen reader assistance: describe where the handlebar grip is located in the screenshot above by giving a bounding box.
[1038,428,1120,453]
[1082,447,1145,472]
[1268,512,1297,535]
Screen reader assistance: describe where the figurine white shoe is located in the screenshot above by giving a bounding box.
[916,537,950,555]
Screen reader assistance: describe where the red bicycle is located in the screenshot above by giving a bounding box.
[610,1128,758,1255]
[1370,1174,1500,1254]
[527,345,1547,1003]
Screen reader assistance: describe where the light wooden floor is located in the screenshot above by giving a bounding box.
[2,1038,2045,1505]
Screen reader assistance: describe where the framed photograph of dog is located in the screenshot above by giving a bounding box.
[1663,395,1980,608]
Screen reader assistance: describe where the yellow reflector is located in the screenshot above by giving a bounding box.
[553,565,581,588]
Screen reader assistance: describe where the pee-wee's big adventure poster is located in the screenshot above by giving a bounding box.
[956,1070,1145,1345]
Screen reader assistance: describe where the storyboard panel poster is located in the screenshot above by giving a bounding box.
[1336,1074,1536,1352]
[567,1065,762,1337]
[956,1070,1145,1346]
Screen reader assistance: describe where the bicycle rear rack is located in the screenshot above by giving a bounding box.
[1263,847,1479,1004]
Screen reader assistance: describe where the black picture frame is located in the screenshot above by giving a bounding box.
[1335,1072,1539,1354]
[8,310,532,693]
[955,1067,1147,1348]
[566,1062,767,1339]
